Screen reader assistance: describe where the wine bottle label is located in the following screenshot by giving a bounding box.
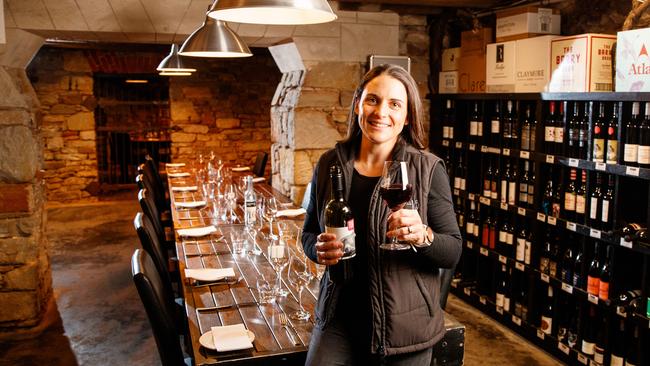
[576,195,586,214]
[508,182,516,205]
[610,354,624,366]
[541,316,552,334]
[549,261,557,278]
[478,123,483,136]
[581,340,595,355]
[454,177,461,189]
[443,126,449,139]
[496,293,504,308]
[501,181,508,203]
[466,222,474,235]
[470,121,478,136]
[449,127,454,139]
[507,233,514,246]
[325,223,356,259]
[503,297,510,312]
[491,120,500,133]
[540,257,549,273]
[489,228,496,249]
[482,226,489,247]
[564,193,576,211]
[545,126,554,142]
[552,203,560,218]
[555,127,564,143]
[594,348,604,364]
[624,143,638,162]
[524,241,531,264]
[587,275,600,295]
[499,230,507,243]
[245,205,257,225]
[590,197,599,219]
[527,187,534,206]
[606,140,618,164]
[473,224,479,237]
[601,200,610,223]
[516,238,525,261]
[461,178,466,191]
[484,179,491,195]
[638,145,650,164]
[593,138,605,162]
[598,280,609,300]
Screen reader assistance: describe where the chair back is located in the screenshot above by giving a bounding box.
[253,152,268,177]
[134,212,174,302]
[439,267,455,310]
[131,249,185,366]
[142,156,169,213]
[138,188,166,246]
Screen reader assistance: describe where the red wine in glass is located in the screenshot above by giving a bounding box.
[380,161,412,250]
[380,183,413,210]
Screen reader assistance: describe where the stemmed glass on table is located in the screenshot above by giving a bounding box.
[379,160,413,250]
[262,197,279,240]
[225,183,237,223]
[287,232,314,321]
[267,241,290,297]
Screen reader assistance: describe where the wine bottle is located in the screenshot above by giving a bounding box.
[469,102,479,143]
[527,163,535,207]
[514,274,528,322]
[589,173,603,229]
[606,104,619,164]
[504,266,512,312]
[516,221,527,263]
[621,222,648,243]
[555,101,566,156]
[448,99,455,140]
[587,241,601,296]
[572,239,585,289]
[626,324,640,366]
[593,103,606,163]
[575,170,587,224]
[524,226,532,266]
[545,101,556,154]
[496,264,507,310]
[503,100,514,148]
[560,236,574,284]
[564,168,577,222]
[454,154,464,191]
[501,161,510,204]
[510,101,520,147]
[568,102,580,158]
[549,239,560,279]
[489,210,497,250]
[609,317,626,366]
[638,101,650,168]
[552,179,562,219]
[601,175,614,231]
[491,162,499,200]
[539,231,551,273]
[519,161,530,207]
[324,164,355,259]
[243,175,257,228]
[598,245,611,300]
[491,102,501,148]
[529,105,537,152]
[541,285,554,335]
[567,303,580,348]
[593,316,606,365]
[466,201,476,242]
[581,305,597,356]
[578,102,589,160]
[442,100,450,139]
[508,160,517,206]
[482,209,491,248]
[483,158,492,197]
[541,177,554,217]
[623,102,640,166]
[498,213,508,255]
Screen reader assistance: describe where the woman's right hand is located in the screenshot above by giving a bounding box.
[315,233,344,265]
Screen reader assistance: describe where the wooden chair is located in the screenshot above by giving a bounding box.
[253,152,268,177]
[131,249,191,366]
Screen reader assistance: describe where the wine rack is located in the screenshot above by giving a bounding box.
[433,92,650,366]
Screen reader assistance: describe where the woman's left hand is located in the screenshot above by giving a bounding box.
[387,208,426,245]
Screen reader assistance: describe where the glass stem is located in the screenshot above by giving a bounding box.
[298,286,304,312]
[275,269,282,293]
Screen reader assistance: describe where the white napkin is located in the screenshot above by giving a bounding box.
[168,172,190,177]
[175,200,206,208]
[177,225,217,237]
[212,324,253,352]
[252,177,265,183]
[185,267,235,282]
[231,166,250,172]
[172,186,198,192]
[276,208,306,217]
[166,163,185,167]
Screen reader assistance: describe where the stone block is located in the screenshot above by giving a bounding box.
[293,150,318,185]
[182,86,212,99]
[79,130,95,140]
[400,15,427,26]
[293,108,341,150]
[170,100,199,122]
[170,132,196,143]
[340,90,355,107]
[0,184,31,213]
[50,104,78,115]
[37,93,58,106]
[68,140,95,149]
[66,112,94,130]
[81,95,97,111]
[63,177,86,186]
[0,68,29,109]
[297,88,340,107]
[303,62,361,90]
[341,23,399,62]
[357,11,399,25]
[59,93,84,105]
[0,292,38,323]
[0,110,31,127]
[46,136,64,150]
[293,37,341,62]
[264,25,296,38]
[0,126,38,183]
[0,237,36,264]
[3,262,38,290]
[16,211,41,236]
[293,22,341,37]
[181,124,209,134]
[216,118,240,129]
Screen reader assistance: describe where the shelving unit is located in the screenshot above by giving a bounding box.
[432,92,650,366]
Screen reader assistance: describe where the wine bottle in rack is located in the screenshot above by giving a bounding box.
[501,161,510,204]
[587,241,601,296]
[624,102,640,166]
[482,209,491,248]
[444,149,453,183]
[567,303,580,348]
[466,200,477,243]
[527,163,535,208]
[609,317,626,366]
[560,236,574,284]
[542,177,554,217]
[593,102,606,163]
[552,178,562,219]
[598,244,611,301]
[469,102,480,144]
[484,157,493,197]
[539,231,551,273]
[549,236,560,279]
[520,103,530,151]
[491,102,501,148]
[504,266,512,312]
[529,105,536,152]
[606,103,619,164]
[626,324,639,366]
[581,304,597,356]
[555,101,565,156]
[564,168,577,222]
[514,274,528,322]
[496,264,507,310]
[524,224,532,266]
[589,173,603,229]
[519,161,530,208]
[541,285,554,335]
[491,161,499,200]
[638,101,650,168]
[510,101,520,147]
[516,221,528,264]
[593,319,606,365]
[503,100,514,148]
[508,160,517,206]
[489,209,497,250]
[556,293,568,342]
[578,102,589,160]
[573,239,585,289]
[545,101,556,154]
[568,102,580,158]
[575,170,587,224]
[498,214,509,255]
[601,175,614,231]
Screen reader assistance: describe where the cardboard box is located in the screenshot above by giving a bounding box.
[616,27,650,92]
[459,28,493,93]
[442,48,460,71]
[549,34,616,92]
[514,35,557,92]
[439,71,459,93]
[496,6,561,42]
[486,41,516,92]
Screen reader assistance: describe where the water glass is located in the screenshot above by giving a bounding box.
[230,230,245,255]
[256,276,275,304]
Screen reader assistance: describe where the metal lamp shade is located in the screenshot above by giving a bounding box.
[207,0,337,25]
[178,17,252,58]
[157,44,197,73]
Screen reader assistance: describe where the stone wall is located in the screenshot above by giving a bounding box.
[27,49,98,204]
[169,50,281,177]
[0,66,50,331]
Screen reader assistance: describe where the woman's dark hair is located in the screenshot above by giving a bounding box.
[341,64,425,149]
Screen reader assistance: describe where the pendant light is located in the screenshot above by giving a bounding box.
[207,0,337,25]
[157,44,196,75]
[178,16,252,58]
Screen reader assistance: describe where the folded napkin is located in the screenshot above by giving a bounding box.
[231,166,250,172]
[212,324,253,352]
[185,267,235,282]
[252,177,265,183]
[172,186,198,192]
[276,208,307,217]
[168,172,190,177]
[175,200,206,208]
[177,225,217,237]
[166,163,185,167]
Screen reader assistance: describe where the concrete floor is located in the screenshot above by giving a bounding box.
[0,197,563,366]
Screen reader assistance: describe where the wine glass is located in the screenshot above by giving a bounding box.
[263,197,279,240]
[287,245,313,321]
[225,183,237,223]
[379,160,412,250]
[267,241,289,297]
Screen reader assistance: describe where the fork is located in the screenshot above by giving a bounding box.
[279,313,299,345]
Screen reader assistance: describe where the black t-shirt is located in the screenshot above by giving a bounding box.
[336,169,380,336]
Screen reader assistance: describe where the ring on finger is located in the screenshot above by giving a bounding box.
[407,226,412,234]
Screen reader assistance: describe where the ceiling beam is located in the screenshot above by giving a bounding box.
[338,0,499,8]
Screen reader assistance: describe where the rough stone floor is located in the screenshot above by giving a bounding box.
[0,197,563,366]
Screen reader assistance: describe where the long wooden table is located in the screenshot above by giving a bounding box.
[168,169,313,365]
